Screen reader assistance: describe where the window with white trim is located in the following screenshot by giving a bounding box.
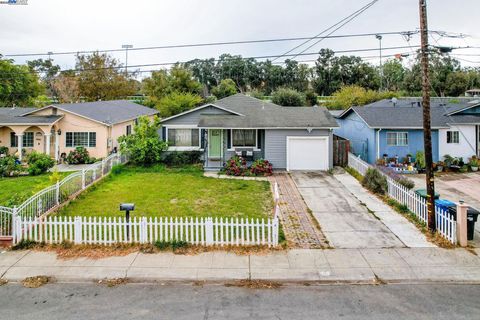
[232,129,257,147]
[446,131,459,144]
[65,132,97,147]
[167,128,200,147]
[10,132,34,148]
[386,132,408,146]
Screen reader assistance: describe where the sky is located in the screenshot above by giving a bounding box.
[1,0,479,77]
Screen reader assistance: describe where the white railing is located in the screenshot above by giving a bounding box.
[0,153,127,239]
[13,215,280,247]
[16,153,127,220]
[0,206,13,237]
[348,152,457,244]
[273,182,280,219]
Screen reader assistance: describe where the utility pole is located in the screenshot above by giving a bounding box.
[376,34,383,90]
[419,0,436,231]
[121,44,133,76]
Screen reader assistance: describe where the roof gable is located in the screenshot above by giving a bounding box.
[160,103,242,123]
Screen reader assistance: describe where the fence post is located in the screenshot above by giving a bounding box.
[101,160,105,177]
[55,181,60,205]
[11,206,18,244]
[205,218,214,245]
[74,217,82,244]
[81,169,86,190]
[456,202,469,247]
[92,168,96,181]
[272,217,279,246]
[141,217,148,243]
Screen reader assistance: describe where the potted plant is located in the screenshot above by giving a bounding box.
[406,153,412,163]
[469,156,479,172]
[436,161,445,172]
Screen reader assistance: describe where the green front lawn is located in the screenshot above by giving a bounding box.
[0,172,70,207]
[58,165,273,219]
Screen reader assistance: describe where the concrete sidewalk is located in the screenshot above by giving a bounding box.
[1,248,479,284]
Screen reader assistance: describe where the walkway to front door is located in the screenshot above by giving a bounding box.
[268,173,329,249]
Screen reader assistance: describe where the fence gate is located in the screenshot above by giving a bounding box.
[333,135,350,167]
[0,206,14,238]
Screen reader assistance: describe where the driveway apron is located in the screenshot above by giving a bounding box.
[291,172,405,249]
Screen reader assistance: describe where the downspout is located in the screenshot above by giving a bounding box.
[376,128,382,161]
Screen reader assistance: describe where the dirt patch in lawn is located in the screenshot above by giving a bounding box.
[97,278,129,287]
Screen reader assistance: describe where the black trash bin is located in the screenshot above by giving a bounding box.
[446,205,479,241]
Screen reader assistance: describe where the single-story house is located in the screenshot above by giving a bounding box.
[0,100,158,161]
[160,94,338,171]
[334,98,480,164]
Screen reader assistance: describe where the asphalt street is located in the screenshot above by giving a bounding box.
[0,283,479,320]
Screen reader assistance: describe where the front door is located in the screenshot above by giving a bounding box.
[208,129,222,160]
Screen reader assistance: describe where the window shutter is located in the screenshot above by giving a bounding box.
[161,127,167,142]
[257,130,263,149]
[227,129,231,149]
[200,129,206,149]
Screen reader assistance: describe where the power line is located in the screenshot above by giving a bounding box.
[289,0,381,60]
[1,30,423,58]
[272,0,379,62]
[0,44,422,77]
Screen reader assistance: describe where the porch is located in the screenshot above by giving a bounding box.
[202,128,265,170]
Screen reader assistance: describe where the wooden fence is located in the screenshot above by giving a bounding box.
[13,215,279,247]
[348,152,457,244]
[333,136,350,167]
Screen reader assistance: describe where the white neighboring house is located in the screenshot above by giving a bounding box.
[438,101,480,161]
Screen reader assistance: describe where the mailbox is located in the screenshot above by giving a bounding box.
[120,203,135,211]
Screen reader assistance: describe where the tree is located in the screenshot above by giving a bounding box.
[326,85,398,110]
[27,58,60,95]
[211,79,238,99]
[51,73,80,103]
[118,116,167,165]
[0,58,43,107]
[271,88,306,106]
[156,92,203,117]
[382,59,405,92]
[75,52,136,101]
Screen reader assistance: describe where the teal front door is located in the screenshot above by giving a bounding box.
[208,129,222,160]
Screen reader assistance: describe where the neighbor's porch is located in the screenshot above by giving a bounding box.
[0,124,61,162]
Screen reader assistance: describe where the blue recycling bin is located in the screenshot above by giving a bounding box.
[435,199,455,212]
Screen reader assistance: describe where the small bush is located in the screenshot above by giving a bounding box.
[66,147,91,164]
[0,155,21,177]
[26,151,55,175]
[224,156,248,176]
[11,239,38,250]
[397,177,415,189]
[49,169,62,183]
[415,151,425,169]
[362,168,388,195]
[0,146,9,155]
[111,164,124,175]
[250,159,273,176]
[154,240,189,251]
[163,151,202,167]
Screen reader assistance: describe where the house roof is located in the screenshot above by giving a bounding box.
[176,94,338,129]
[337,98,480,129]
[23,100,158,125]
[0,108,62,125]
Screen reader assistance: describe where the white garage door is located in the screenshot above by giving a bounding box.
[287,137,329,171]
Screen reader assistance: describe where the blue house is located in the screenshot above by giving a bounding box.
[334,98,480,164]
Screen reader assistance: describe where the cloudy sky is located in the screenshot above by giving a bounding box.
[1,0,479,77]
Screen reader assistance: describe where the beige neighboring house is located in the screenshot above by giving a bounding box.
[0,100,158,161]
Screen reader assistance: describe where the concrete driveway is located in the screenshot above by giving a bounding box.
[291,172,405,249]
[409,172,480,244]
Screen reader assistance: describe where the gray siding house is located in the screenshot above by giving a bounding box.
[160,94,338,171]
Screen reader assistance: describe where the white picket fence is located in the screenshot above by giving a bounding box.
[348,153,457,244]
[0,153,127,239]
[13,215,280,247]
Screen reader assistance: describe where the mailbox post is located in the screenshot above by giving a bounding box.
[120,203,135,241]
